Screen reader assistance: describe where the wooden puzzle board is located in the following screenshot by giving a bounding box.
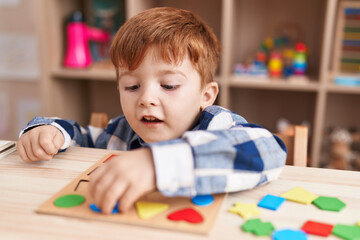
[36,153,226,234]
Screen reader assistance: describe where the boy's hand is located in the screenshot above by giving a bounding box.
[17,125,64,162]
[89,148,156,214]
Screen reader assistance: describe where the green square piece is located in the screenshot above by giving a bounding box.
[281,187,318,205]
[241,218,275,236]
[312,196,346,212]
[332,224,360,240]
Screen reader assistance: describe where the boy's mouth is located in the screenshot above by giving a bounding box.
[141,116,163,123]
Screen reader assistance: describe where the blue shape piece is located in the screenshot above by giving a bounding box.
[90,203,101,212]
[89,202,119,214]
[258,194,286,211]
[272,229,308,240]
[191,195,214,207]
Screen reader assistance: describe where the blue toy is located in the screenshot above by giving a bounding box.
[272,229,308,240]
[90,202,119,214]
[191,195,214,207]
[258,194,286,211]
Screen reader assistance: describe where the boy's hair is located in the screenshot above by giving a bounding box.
[110,7,221,87]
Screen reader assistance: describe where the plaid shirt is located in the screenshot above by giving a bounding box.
[21,105,286,197]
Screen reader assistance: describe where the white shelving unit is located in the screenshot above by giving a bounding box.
[35,0,360,167]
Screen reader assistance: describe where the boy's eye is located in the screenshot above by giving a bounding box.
[125,85,139,91]
[161,84,180,90]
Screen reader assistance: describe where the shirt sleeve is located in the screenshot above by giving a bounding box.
[149,106,287,197]
[18,116,112,150]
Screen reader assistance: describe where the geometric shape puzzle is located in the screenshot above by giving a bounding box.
[272,229,308,240]
[167,208,204,224]
[229,202,261,219]
[242,218,275,236]
[37,153,226,234]
[191,195,214,207]
[90,202,119,214]
[312,196,346,212]
[332,224,360,240]
[135,201,169,219]
[54,194,85,208]
[281,187,318,205]
[301,220,334,236]
[258,194,286,210]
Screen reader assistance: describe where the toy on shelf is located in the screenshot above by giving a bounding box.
[293,42,307,76]
[268,51,283,78]
[320,127,360,170]
[87,0,125,62]
[233,23,309,80]
[234,54,267,77]
[64,11,111,69]
[333,2,360,74]
[234,39,308,80]
[329,128,353,170]
[283,49,294,78]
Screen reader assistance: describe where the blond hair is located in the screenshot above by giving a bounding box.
[110,7,221,87]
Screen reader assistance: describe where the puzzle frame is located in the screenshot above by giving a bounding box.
[36,153,226,234]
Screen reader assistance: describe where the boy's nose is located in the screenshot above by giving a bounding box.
[139,89,159,107]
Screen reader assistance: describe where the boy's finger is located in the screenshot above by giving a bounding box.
[89,165,108,198]
[93,175,117,209]
[53,130,64,150]
[16,141,30,163]
[39,132,58,155]
[118,183,140,213]
[101,181,128,214]
[32,138,52,161]
[90,168,116,206]
[23,140,37,162]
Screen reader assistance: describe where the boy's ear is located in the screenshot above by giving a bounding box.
[201,82,219,110]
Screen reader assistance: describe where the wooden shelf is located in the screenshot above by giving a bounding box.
[52,62,116,81]
[326,82,360,94]
[37,0,360,169]
[229,75,319,92]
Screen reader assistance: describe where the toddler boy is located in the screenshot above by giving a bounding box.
[17,7,287,214]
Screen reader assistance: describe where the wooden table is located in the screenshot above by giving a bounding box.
[1,146,359,240]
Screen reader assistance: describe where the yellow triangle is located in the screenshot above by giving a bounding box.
[135,201,169,219]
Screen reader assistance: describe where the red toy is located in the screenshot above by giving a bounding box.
[302,220,334,236]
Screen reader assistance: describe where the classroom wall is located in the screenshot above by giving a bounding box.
[0,0,41,140]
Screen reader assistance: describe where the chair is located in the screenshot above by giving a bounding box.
[275,125,308,167]
[90,113,308,167]
[89,112,108,128]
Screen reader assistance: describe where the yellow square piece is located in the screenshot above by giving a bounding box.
[357,221,360,227]
[229,202,261,219]
[281,187,318,205]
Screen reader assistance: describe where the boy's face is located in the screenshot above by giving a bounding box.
[118,47,212,143]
